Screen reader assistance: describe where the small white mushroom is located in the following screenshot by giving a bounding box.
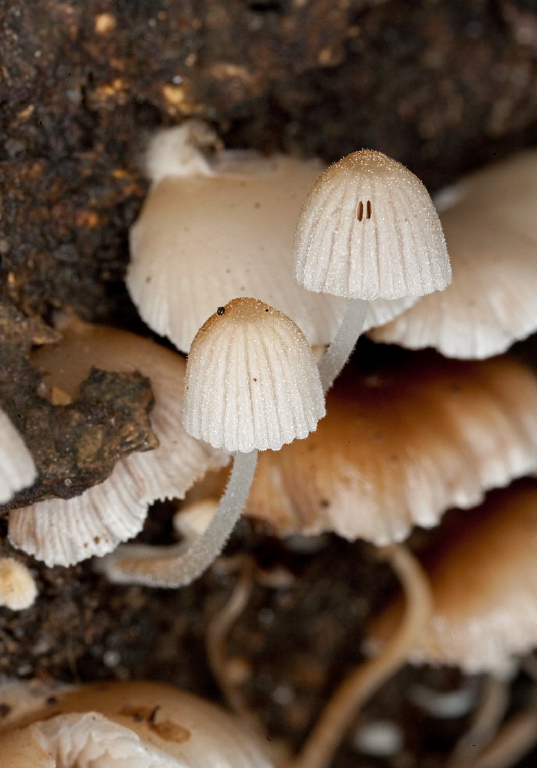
[100,298,325,588]
[292,149,451,392]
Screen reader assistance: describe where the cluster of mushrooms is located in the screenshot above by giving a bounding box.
[2,120,537,767]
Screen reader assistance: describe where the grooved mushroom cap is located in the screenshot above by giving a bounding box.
[9,319,228,567]
[0,409,36,504]
[293,149,451,300]
[370,151,537,358]
[369,480,537,674]
[244,350,537,544]
[183,298,325,453]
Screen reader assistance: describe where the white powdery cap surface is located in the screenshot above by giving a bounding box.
[9,320,228,567]
[371,150,537,359]
[294,149,451,300]
[0,408,36,504]
[183,298,325,453]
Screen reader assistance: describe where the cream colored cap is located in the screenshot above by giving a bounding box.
[245,351,537,544]
[0,679,273,768]
[0,408,36,504]
[371,151,537,358]
[0,557,38,610]
[294,149,451,300]
[183,298,325,453]
[369,480,537,674]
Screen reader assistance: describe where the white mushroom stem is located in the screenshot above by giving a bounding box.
[287,543,433,768]
[98,450,258,588]
[318,298,368,393]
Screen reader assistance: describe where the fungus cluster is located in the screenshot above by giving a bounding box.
[5,120,537,768]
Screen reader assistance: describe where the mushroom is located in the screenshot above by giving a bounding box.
[292,149,451,391]
[244,349,537,544]
[366,479,537,767]
[99,298,325,588]
[8,316,228,567]
[127,123,419,357]
[0,679,273,768]
[0,557,38,610]
[370,151,537,359]
[369,479,537,675]
[0,408,36,504]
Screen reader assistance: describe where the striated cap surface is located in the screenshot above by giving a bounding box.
[183,298,325,453]
[294,150,451,300]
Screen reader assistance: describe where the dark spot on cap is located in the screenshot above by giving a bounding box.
[0,703,11,717]
[265,308,269,312]
[217,306,225,315]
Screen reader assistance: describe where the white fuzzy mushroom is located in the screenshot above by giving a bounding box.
[293,149,451,392]
[100,298,324,588]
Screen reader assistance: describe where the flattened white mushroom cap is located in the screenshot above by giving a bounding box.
[8,320,228,567]
[245,351,537,544]
[369,480,537,674]
[0,680,273,768]
[183,298,325,453]
[293,149,451,300]
[0,408,36,504]
[371,151,537,358]
[128,140,349,352]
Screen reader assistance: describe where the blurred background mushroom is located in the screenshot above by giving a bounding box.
[0,679,274,767]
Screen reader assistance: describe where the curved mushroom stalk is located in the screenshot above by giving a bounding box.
[100,298,325,589]
[99,450,257,587]
[287,543,433,768]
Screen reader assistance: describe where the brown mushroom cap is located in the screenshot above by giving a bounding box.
[370,151,537,358]
[8,318,228,567]
[244,349,537,544]
[369,479,537,674]
[0,680,273,768]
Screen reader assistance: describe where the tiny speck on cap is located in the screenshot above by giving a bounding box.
[217,307,225,315]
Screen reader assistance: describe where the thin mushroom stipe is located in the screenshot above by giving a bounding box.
[99,298,325,588]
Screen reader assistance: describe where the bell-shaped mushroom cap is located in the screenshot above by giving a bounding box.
[370,151,537,358]
[244,350,537,544]
[0,680,273,768]
[183,298,325,453]
[8,319,228,567]
[369,480,537,675]
[0,409,36,504]
[293,149,451,300]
